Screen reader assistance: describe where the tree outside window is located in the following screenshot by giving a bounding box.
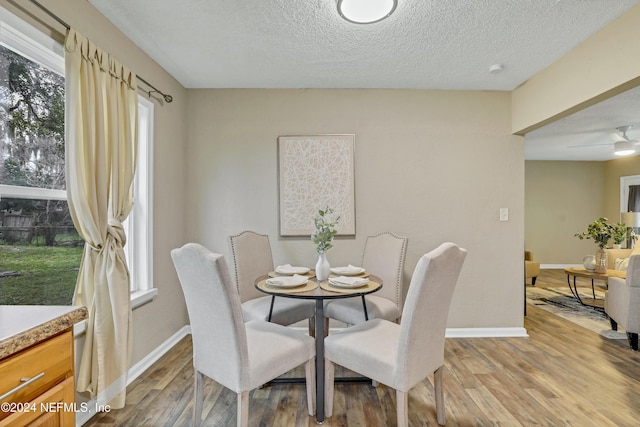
[1,10,155,307]
[0,36,82,305]
[0,45,76,247]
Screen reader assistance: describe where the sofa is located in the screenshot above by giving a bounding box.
[525,250,540,285]
[607,248,633,271]
[605,254,640,351]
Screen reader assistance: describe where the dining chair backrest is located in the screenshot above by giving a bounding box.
[171,243,249,391]
[361,232,408,311]
[230,231,274,303]
[395,242,466,390]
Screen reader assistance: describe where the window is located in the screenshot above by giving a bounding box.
[0,6,154,307]
[126,96,156,306]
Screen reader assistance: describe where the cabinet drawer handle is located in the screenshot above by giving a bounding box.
[0,372,45,401]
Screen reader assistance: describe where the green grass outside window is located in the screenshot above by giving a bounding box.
[0,245,83,305]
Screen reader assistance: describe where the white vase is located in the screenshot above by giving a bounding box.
[315,252,330,281]
[583,255,596,272]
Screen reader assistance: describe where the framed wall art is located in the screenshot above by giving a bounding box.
[278,134,356,236]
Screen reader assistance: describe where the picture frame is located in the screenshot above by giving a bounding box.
[278,134,356,236]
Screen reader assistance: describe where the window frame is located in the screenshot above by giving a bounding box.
[127,95,156,308]
[0,6,155,308]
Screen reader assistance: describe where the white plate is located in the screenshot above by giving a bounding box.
[328,278,369,289]
[266,275,308,288]
[275,264,310,275]
[330,265,366,276]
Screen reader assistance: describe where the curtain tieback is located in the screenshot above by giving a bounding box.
[107,218,127,247]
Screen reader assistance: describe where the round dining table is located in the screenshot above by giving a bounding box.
[254,272,382,424]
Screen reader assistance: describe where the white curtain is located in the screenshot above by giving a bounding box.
[65,29,138,409]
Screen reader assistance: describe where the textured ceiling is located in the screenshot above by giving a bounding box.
[88,0,640,160]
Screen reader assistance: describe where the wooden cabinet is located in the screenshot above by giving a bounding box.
[0,330,75,426]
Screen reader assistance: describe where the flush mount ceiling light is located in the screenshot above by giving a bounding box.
[337,0,398,24]
[614,140,635,156]
[488,64,504,74]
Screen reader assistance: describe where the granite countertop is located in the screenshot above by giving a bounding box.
[0,305,88,360]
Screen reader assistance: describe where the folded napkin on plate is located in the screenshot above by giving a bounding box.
[266,274,308,288]
[275,264,310,275]
[328,276,369,288]
[330,264,365,275]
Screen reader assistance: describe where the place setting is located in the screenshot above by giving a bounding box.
[329,264,369,277]
[260,265,318,293]
[320,265,377,293]
[269,264,314,277]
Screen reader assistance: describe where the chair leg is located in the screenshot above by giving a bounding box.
[627,333,639,351]
[309,316,315,338]
[305,358,316,416]
[237,391,249,427]
[325,360,335,417]
[396,389,408,427]
[531,276,537,286]
[193,370,203,427]
[324,317,330,337]
[434,365,445,425]
[610,318,618,331]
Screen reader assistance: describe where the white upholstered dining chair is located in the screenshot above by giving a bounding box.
[324,232,408,325]
[324,242,467,426]
[171,243,316,426]
[230,231,315,333]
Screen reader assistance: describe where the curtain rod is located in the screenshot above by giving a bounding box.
[28,0,173,103]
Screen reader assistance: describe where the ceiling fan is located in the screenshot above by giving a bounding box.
[569,125,639,156]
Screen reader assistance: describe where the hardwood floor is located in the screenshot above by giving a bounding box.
[85,270,640,426]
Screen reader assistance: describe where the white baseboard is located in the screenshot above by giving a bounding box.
[77,325,191,426]
[541,264,580,269]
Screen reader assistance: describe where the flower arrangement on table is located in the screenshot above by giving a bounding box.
[311,206,340,281]
[575,217,637,273]
[311,206,340,254]
[575,217,637,248]
[574,217,613,249]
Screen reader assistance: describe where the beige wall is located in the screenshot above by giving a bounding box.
[525,156,640,265]
[4,0,191,366]
[186,89,525,329]
[525,161,605,264]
